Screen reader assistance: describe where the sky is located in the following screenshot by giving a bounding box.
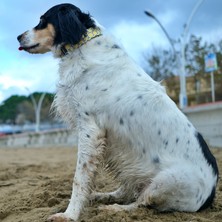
[0,0,221,103]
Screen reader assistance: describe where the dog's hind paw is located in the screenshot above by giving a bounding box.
[47,213,75,222]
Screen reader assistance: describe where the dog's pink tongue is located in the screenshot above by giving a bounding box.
[18,46,24,51]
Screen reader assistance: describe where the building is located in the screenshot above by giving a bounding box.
[163,73,222,106]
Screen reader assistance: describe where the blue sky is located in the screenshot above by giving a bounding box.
[0,0,221,103]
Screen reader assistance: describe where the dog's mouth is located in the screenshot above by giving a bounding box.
[18,43,40,51]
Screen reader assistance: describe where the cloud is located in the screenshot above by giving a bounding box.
[1,0,222,103]
[110,10,178,65]
[0,54,58,102]
[200,27,222,45]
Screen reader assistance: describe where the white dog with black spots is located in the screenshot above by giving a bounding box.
[17,3,218,222]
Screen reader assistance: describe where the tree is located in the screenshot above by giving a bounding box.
[144,47,176,81]
[144,35,222,80]
[26,92,54,123]
[144,35,222,104]
[0,95,27,123]
[0,92,54,124]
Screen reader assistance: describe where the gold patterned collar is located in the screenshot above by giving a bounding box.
[61,27,102,56]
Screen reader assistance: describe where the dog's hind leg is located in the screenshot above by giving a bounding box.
[138,166,208,212]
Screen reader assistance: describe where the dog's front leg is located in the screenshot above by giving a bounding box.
[48,118,106,222]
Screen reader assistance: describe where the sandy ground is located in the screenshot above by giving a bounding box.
[0,147,222,222]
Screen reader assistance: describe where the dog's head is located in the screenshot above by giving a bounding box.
[17,3,96,54]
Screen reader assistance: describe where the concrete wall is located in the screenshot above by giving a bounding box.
[184,102,222,148]
[1,102,221,148]
[0,129,77,148]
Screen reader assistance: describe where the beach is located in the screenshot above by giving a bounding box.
[0,147,221,222]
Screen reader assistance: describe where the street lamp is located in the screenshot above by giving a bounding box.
[179,0,205,109]
[145,0,205,109]
[144,10,177,61]
[25,87,46,132]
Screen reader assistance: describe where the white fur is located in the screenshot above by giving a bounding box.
[49,31,218,221]
[22,30,35,46]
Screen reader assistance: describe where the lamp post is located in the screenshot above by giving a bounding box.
[144,10,177,61]
[145,0,205,109]
[25,87,46,132]
[179,0,205,108]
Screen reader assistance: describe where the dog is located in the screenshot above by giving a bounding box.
[17,3,219,222]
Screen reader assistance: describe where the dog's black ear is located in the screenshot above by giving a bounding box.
[57,6,87,45]
[78,12,96,29]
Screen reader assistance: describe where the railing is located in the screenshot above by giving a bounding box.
[184,101,222,148]
[0,128,77,148]
[1,103,221,149]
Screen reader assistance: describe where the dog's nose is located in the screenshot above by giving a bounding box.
[17,34,23,42]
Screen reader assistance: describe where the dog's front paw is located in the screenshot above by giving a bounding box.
[47,213,74,222]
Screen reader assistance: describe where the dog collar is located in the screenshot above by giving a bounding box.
[61,27,102,56]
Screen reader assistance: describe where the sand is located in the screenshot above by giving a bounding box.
[0,147,222,222]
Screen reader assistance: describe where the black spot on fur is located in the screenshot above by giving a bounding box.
[198,186,216,211]
[143,148,146,154]
[137,73,142,77]
[83,69,89,74]
[112,44,120,49]
[137,95,143,99]
[158,130,161,136]
[153,157,160,164]
[85,85,89,90]
[86,134,90,138]
[164,140,168,147]
[176,138,179,143]
[130,110,134,116]
[116,97,121,102]
[196,132,219,210]
[96,40,101,45]
[120,118,124,125]
[196,132,218,176]
[85,112,89,116]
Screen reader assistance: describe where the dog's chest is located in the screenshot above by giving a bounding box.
[55,83,80,126]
